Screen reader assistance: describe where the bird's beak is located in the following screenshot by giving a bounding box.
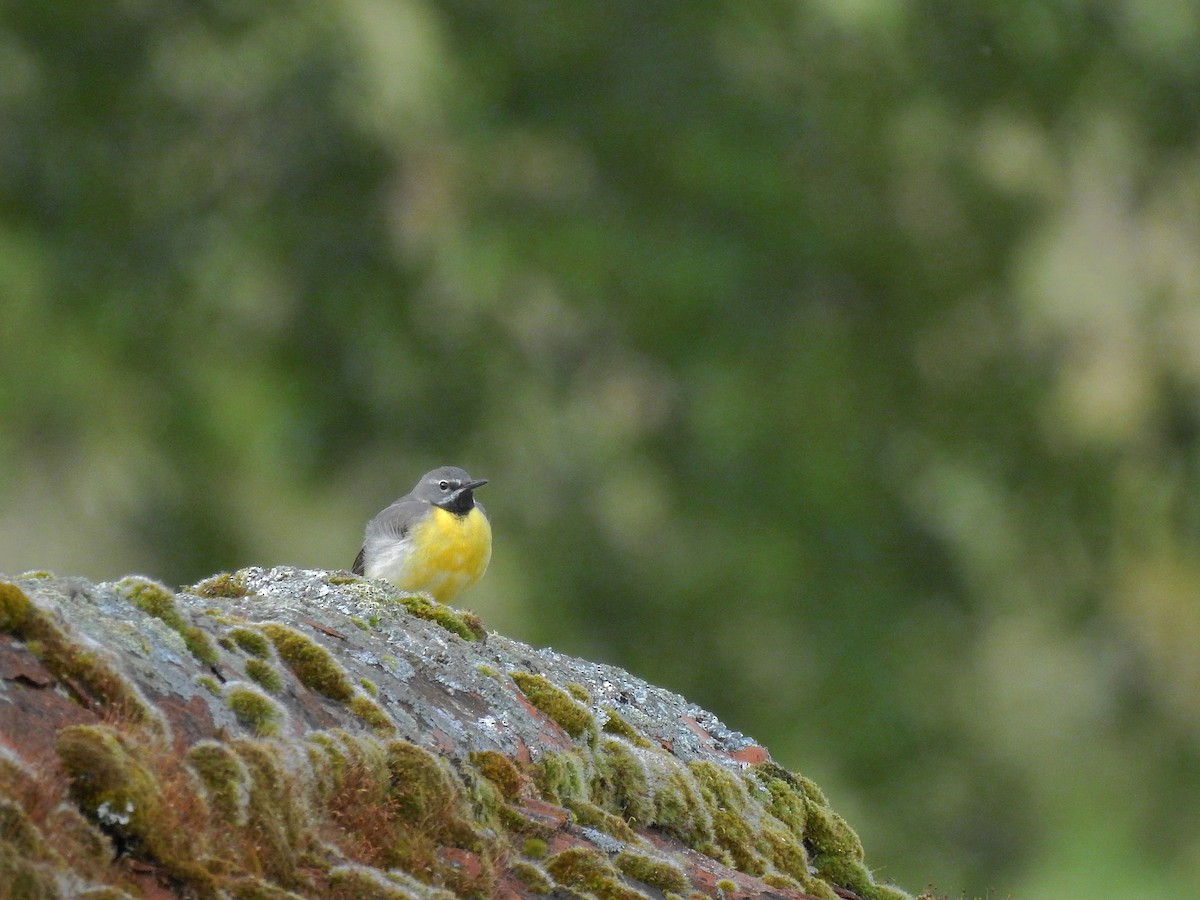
[462,479,488,492]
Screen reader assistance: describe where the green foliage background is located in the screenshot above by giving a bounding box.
[3,1,1199,895]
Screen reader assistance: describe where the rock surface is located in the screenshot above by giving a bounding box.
[0,567,912,899]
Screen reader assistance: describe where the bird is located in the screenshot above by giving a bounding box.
[353,466,492,604]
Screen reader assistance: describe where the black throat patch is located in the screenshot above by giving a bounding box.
[435,490,476,516]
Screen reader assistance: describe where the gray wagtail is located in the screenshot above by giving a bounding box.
[353,466,492,604]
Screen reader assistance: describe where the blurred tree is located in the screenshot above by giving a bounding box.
[2,1,1199,895]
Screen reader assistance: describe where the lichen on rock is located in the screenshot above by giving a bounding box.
[0,569,913,899]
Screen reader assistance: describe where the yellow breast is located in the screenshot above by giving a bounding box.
[398,506,492,604]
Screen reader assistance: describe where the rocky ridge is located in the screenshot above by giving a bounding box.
[0,567,912,900]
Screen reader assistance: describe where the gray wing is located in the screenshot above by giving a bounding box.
[355,497,428,575]
[366,497,428,540]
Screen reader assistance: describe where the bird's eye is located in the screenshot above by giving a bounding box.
[438,480,450,491]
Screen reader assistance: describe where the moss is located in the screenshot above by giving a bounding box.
[476,664,499,678]
[811,852,874,897]
[717,879,737,894]
[565,682,591,703]
[68,649,159,729]
[327,575,359,586]
[186,741,249,826]
[383,740,474,841]
[397,594,481,642]
[762,871,803,890]
[260,624,355,702]
[205,609,245,625]
[458,611,487,640]
[751,763,809,834]
[745,762,872,895]
[568,799,638,842]
[307,731,350,778]
[690,762,762,875]
[609,754,906,900]
[185,627,220,663]
[4,579,904,899]
[49,713,720,898]
[245,658,284,693]
[120,576,219,664]
[227,686,284,737]
[757,823,813,886]
[0,582,32,632]
[229,627,272,658]
[41,804,114,876]
[690,761,746,810]
[0,851,58,900]
[470,750,523,802]
[649,766,712,850]
[305,730,372,803]
[6,803,45,857]
[510,860,553,893]
[511,672,596,742]
[600,707,652,748]
[224,876,308,898]
[11,603,160,731]
[461,765,506,832]
[197,675,222,695]
[752,765,860,896]
[614,851,690,894]
[798,773,829,806]
[350,616,371,631]
[55,725,212,888]
[301,733,488,892]
[712,806,762,875]
[522,837,548,859]
[323,735,494,894]
[191,572,250,598]
[228,739,309,886]
[495,801,542,835]
[544,847,649,900]
[863,883,912,900]
[348,695,395,735]
[116,577,173,614]
[327,864,431,899]
[360,677,379,696]
[805,798,865,861]
[593,738,654,826]
[357,725,900,899]
[531,750,590,805]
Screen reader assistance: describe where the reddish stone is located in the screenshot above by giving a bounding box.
[643,829,825,900]
[679,713,714,744]
[429,725,457,754]
[119,858,181,900]
[729,744,770,765]
[145,692,220,750]
[302,619,346,640]
[439,846,484,881]
[489,878,526,900]
[516,797,570,829]
[506,684,575,750]
[511,737,533,765]
[0,636,54,686]
[0,656,101,762]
